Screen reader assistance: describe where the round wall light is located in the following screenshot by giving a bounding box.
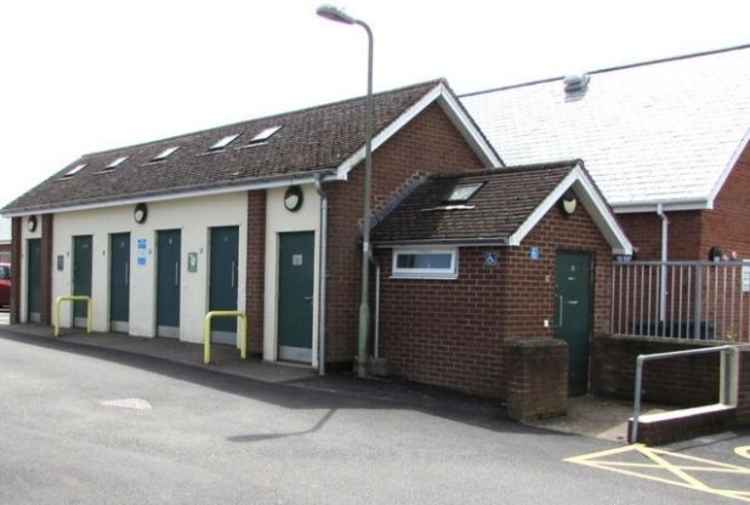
[284,185,304,213]
[560,190,578,216]
[27,215,38,232]
[134,203,148,224]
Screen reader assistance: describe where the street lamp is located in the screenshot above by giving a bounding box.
[316,5,374,379]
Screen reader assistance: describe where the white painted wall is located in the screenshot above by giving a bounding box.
[51,192,248,343]
[19,215,43,323]
[264,184,321,365]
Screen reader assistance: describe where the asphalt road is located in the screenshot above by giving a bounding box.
[0,329,748,505]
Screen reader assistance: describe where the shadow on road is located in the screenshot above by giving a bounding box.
[0,329,567,440]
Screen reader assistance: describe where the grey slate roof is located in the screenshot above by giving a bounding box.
[461,45,750,209]
[3,80,443,214]
[372,161,579,245]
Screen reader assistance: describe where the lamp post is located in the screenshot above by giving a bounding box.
[316,5,373,378]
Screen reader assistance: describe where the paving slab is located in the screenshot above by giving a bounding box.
[5,323,315,384]
[526,395,670,442]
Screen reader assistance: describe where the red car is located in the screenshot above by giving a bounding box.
[0,263,10,307]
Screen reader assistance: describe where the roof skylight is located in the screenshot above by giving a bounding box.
[210,133,241,151]
[250,126,282,143]
[63,163,87,178]
[152,146,180,161]
[106,156,128,169]
[446,182,483,202]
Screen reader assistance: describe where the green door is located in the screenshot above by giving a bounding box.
[73,236,93,327]
[27,239,42,322]
[554,252,593,396]
[110,233,130,332]
[278,232,314,362]
[157,230,181,337]
[209,226,239,344]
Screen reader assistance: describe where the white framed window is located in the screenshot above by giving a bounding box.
[392,247,458,280]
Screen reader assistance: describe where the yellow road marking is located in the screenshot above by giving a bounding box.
[565,444,750,502]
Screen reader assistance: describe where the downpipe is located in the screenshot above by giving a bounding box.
[657,203,669,322]
[314,175,328,376]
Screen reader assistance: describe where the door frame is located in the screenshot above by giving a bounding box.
[155,228,183,338]
[208,225,240,345]
[554,248,595,395]
[26,238,42,323]
[109,232,131,333]
[71,235,94,328]
[275,230,317,364]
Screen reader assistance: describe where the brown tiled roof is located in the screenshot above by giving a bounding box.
[372,160,580,245]
[3,80,443,213]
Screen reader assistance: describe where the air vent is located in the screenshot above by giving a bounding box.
[563,74,590,94]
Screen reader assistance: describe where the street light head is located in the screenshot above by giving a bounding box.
[316,4,356,24]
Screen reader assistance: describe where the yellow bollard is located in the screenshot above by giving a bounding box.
[203,311,248,365]
[54,295,93,337]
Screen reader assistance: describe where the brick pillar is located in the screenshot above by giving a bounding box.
[246,190,266,354]
[40,214,54,325]
[10,217,22,324]
[504,337,568,421]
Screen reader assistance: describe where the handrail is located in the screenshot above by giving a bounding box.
[53,295,93,337]
[203,311,247,365]
[631,345,737,443]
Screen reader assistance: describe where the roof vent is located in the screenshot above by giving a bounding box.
[563,73,590,94]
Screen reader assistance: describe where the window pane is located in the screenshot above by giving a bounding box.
[0,266,8,279]
[396,253,452,270]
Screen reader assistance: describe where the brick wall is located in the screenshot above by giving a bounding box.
[591,335,720,406]
[377,200,612,399]
[40,214,53,325]
[504,337,568,420]
[10,218,21,324]
[700,142,750,259]
[324,102,486,365]
[617,142,750,262]
[246,190,266,354]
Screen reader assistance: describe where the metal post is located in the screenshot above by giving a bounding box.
[356,20,374,379]
[631,355,644,443]
[694,264,703,339]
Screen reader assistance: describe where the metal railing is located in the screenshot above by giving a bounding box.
[203,311,247,364]
[53,295,93,337]
[612,260,750,342]
[630,345,738,443]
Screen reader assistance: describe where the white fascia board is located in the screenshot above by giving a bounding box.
[507,163,633,255]
[612,199,712,214]
[1,171,337,218]
[706,128,750,208]
[334,83,501,181]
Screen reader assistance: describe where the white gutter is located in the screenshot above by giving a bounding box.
[657,203,669,321]
[313,174,328,376]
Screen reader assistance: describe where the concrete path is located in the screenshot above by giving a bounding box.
[5,323,315,384]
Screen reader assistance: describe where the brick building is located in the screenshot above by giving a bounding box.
[462,45,750,407]
[0,79,503,372]
[372,161,630,398]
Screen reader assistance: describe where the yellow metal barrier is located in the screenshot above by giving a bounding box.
[203,311,247,364]
[53,295,93,337]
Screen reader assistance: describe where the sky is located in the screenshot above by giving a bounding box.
[1,0,749,240]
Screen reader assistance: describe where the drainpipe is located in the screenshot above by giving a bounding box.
[657,203,669,322]
[373,258,381,360]
[314,175,328,376]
